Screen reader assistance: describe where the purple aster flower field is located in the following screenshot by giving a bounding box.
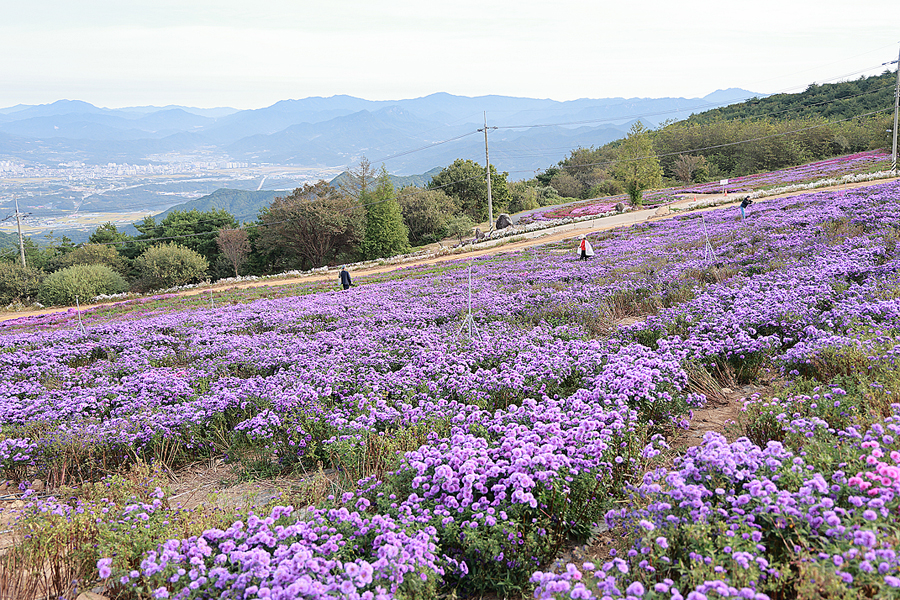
[2,178,900,599]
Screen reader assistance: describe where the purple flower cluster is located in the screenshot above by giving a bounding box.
[110,504,443,600]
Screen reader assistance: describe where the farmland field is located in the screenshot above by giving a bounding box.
[2,178,900,599]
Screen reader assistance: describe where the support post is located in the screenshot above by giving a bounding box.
[483,113,494,230]
[892,44,900,174]
[14,197,26,268]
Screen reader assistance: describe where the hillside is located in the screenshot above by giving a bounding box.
[0,230,18,253]
[2,178,900,598]
[685,71,897,124]
[150,188,284,223]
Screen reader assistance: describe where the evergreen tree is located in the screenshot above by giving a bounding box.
[361,167,410,260]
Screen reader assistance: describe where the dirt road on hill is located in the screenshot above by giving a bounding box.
[3,176,896,325]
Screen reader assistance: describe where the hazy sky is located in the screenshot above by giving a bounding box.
[2,0,898,109]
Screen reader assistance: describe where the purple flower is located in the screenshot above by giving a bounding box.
[97,558,113,579]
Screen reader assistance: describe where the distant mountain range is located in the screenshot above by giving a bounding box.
[0,90,760,177]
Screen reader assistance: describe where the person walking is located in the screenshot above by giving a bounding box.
[578,234,594,261]
[339,267,352,290]
[740,197,753,221]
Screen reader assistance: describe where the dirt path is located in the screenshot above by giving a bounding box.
[2,176,895,324]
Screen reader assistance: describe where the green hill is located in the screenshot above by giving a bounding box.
[153,189,285,224]
[0,230,19,253]
[328,167,443,191]
[686,70,897,124]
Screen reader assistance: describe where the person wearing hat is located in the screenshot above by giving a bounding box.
[339,267,353,290]
[578,234,594,261]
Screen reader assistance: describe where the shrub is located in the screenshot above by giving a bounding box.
[134,243,209,290]
[51,243,128,274]
[0,261,44,305]
[36,264,126,307]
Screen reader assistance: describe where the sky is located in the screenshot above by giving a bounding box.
[2,0,898,110]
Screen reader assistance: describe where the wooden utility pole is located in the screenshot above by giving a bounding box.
[479,113,498,230]
[14,197,26,268]
[892,43,900,174]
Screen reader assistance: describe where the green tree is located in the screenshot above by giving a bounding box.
[127,209,237,273]
[397,186,459,246]
[0,262,44,306]
[89,222,131,246]
[428,159,510,223]
[134,243,209,291]
[256,181,364,270]
[361,168,410,260]
[613,122,663,206]
[508,181,541,213]
[556,146,617,198]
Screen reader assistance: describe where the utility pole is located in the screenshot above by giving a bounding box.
[14,197,26,268]
[479,113,498,230]
[892,43,900,174]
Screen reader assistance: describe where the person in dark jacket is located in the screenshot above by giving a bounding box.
[339,267,352,290]
[740,197,753,221]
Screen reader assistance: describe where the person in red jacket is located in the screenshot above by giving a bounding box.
[578,235,594,261]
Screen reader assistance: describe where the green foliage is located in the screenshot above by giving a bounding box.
[127,208,237,273]
[256,181,364,270]
[446,214,474,244]
[690,72,898,125]
[613,122,663,206]
[51,243,128,275]
[654,115,887,179]
[0,230,19,253]
[508,181,567,211]
[397,186,459,246]
[555,146,618,198]
[361,168,410,260]
[133,243,209,291]
[0,261,44,305]
[88,222,131,246]
[548,170,582,198]
[428,159,511,222]
[508,181,541,213]
[37,263,127,306]
[0,235,73,272]
[535,166,560,186]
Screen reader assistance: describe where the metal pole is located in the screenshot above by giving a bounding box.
[892,44,900,174]
[14,197,26,268]
[483,113,494,230]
